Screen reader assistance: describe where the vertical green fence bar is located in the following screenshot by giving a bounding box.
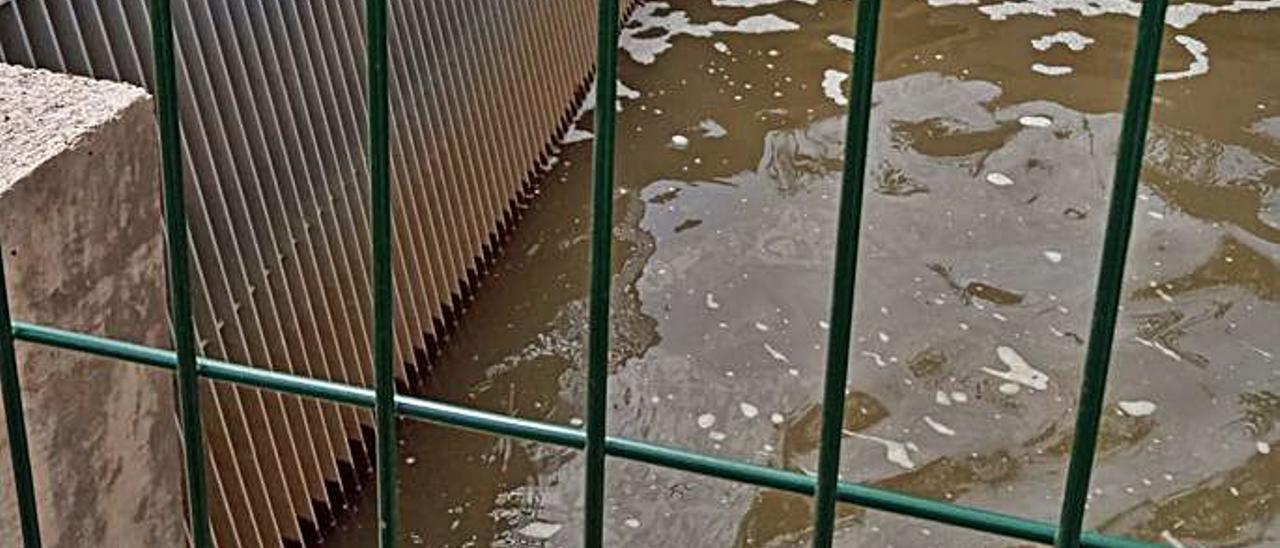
[585,0,621,545]
[149,0,213,544]
[1054,1,1169,546]
[810,0,882,546]
[0,252,41,547]
[366,0,398,543]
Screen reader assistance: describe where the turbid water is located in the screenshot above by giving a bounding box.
[326,0,1279,546]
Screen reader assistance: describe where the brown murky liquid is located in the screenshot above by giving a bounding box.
[326,1,1279,546]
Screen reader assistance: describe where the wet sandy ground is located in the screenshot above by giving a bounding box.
[326,0,1279,546]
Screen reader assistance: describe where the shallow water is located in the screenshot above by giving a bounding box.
[325,0,1279,546]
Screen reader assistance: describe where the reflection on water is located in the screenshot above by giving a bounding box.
[326,0,1278,546]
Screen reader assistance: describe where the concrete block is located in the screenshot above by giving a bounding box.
[0,63,185,548]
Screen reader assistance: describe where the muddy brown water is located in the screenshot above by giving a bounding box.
[325,0,1279,546]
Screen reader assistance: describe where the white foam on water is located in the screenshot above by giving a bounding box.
[1019,115,1054,127]
[576,79,641,118]
[621,3,801,65]
[998,382,1022,395]
[713,0,817,6]
[822,69,849,106]
[928,0,980,5]
[754,321,770,331]
[740,402,760,418]
[709,431,728,441]
[983,346,1051,390]
[1258,441,1272,455]
[975,0,1280,30]
[698,118,728,138]
[1118,400,1157,417]
[770,412,786,424]
[1031,30,1095,51]
[951,391,969,403]
[697,413,718,429]
[671,134,691,149]
[1031,63,1074,76]
[923,416,957,436]
[935,390,952,406]
[847,431,917,469]
[986,172,1015,186]
[826,34,855,53]
[713,41,730,54]
[818,320,830,330]
[561,126,594,144]
[764,342,790,363]
[1157,35,1209,81]
[706,292,721,309]
[624,518,642,529]
[518,522,563,540]
[877,331,890,343]
[862,350,888,367]
[1043,250,1064,263]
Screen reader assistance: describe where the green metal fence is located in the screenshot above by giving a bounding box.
[0,0,1177,546]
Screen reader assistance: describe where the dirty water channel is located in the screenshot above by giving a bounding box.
[326,0,1280,546]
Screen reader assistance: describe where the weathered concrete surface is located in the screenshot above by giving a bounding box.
[0,63,185,548]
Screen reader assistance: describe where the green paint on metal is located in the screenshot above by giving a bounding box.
[0,254,41,547]
[1054,1,1170,546]
[585,0,620,544]
[811,0,881,545]
[148,0,212,543]
[366,0,398,543]
[9,321,1162,548]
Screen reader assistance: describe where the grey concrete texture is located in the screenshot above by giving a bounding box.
[0,63,185,548]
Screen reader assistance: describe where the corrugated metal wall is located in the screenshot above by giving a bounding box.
[0,0,640,545]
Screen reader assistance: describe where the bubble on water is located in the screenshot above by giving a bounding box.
[985,172,1015,186]
[818,320,830,330]
[877,331,890,343]
[951,391,969,403]
[1043,250,1064,263]
[624,518,641,529]
[770,412,786,424]
[1118,400,1157,417]
[740,402,760,418]
[754,322,769,331]
[570,417,584,427]
[705,292,721,309]
[998,383,1021,395]
[713,41,730,54]
[671,134,690,149]
[923,416,957,436]
[709,431,728,441]
[1257,441,1272,455]
[697,413,717,429]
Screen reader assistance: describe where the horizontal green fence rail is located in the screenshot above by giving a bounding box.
[0,0,1175,546]
[7,321,1158,548]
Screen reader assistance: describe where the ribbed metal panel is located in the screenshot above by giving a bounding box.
[1,0,640,544]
